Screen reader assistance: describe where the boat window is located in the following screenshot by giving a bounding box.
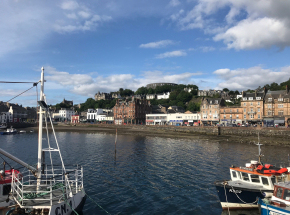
[271,177,276,185]
[262,177,269,185]
[2,185,11,196]
[250,175,260,183]
[277,176,286,183]
[276,187,283,199]
[232,171,237,178]
[241,172,250,181]
[283,189,290,201]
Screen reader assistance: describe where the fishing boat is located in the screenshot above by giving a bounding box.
[0,67,86,215]
[258,181,290,214]
[215,142,290,210]
[0,127,17,135]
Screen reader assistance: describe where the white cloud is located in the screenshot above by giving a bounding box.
[200,46,215,52]
[169,0,181,7]
[139,40,177,48]
[214,17,290,50]
[78,11,91,19]
[213,66,290,90]
[169,0,290,50]
[61,1,79,10]
[156,50,187,59]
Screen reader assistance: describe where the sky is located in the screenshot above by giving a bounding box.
[1,0,290,107]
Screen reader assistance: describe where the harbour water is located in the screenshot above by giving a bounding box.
[1,132,289,215]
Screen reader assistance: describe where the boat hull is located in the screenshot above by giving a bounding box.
[258,198,290,215]
[215,180,271,210]
[49,188,86,215]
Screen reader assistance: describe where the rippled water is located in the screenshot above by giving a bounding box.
[1,132,289,215]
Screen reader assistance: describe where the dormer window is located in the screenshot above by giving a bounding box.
[249,97,253,100]
[278,98,283,101]
[268,98,272,102]
[243,98,247,101]
[210,101,212,104]
[215,100,218,104]
[256,97,261,100]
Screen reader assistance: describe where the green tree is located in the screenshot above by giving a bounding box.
[223,88,229,92]
[176,91,192,103]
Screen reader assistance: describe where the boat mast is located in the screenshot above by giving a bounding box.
[37,67,44,186]
[257,132,263,163]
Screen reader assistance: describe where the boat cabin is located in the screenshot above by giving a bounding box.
[0,169,20,201]
[271,182,290,206]
[230,160,289,190]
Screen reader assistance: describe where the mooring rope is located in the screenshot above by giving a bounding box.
[223,183,230,215]
[84,191,111,215]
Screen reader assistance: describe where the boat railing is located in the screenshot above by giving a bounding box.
[11,166,83,208]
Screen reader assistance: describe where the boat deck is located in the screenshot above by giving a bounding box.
[13,184,77,208]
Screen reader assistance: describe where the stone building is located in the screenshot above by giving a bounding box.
[61,99,73,106]
[241,90,265,125]
[219,106,244,126]
[198,89,228,98]
[113,98,152,125]
[200,98,225,125]
[263,87,290,127]
[94,92,111,101]
[146,83,177,89]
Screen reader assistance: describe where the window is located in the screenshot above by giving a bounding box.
[243,98,247,101]
[278,111,284,116]
[262,177,269,185]
[244,103,246,106]
[283,189,290,201]
[276,187,283,198]
[230,109,232,113]
[258,108,260,112]
[224,109,225,113]
[256,97,261,100]
[244,108,246,112]
[278,104,284,108]
[241,172,250,181]
[258,114,260,119]
[237,109,239,113]
[232,171,237,178]
[236,115,239,118]
[249,97,253,100]
[268,98,272,102]
[250,102,253,106]
[268,111,272,116]
[278,98,283,101]
[210,101,212,104]
[244,115,246,119]
[258,102,260,106]
[250,175,260,183]
[3,185,11,195]
[268,104,272,108]
[251,108,253,112]
[250,114,254,119]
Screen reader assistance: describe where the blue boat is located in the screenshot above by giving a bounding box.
[258,181,290,214]
[0,127,17,135]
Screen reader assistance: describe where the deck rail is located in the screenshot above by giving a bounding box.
[11,166,83,208]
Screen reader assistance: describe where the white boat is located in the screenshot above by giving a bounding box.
[0,124,7,129]
[0,127,17,135]
[19,130,26,133]
[0,67,86,215]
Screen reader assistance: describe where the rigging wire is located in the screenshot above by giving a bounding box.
[0,81,38,84]
[5,82,39,103]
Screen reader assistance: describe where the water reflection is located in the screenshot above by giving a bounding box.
[221,210,259,215]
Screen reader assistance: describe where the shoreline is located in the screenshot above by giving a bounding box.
[25,124,290,146]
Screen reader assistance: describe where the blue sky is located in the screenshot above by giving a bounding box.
[1,0,290,106]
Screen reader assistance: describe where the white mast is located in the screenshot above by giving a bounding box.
[37,67,44,189]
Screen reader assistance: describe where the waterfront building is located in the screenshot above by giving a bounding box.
[71,115,80,123]
[59,108,75,121]
[219,106,243,126]
[113,98,151,125]
[86,108,104,122]
[241,90,265,125]
[105,112,114,124]
[157,92,170,100]
[200,98,225,125]
[167,106,185,113]
[146,83,177,89]
[0,112,12,123]
[263,87,290,127]
[146,113,167,125]
[146,112,201,126]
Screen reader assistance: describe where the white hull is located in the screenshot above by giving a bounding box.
[221,202,258,210]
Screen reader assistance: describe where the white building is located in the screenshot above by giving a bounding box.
[157,92,170,100]
[87,109,104,121]
[0,112,12,123]
[146,112,201,126]
[59,108,75,121]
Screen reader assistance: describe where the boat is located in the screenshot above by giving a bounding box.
[0,124,7,129]
[0,67,86,215]
[19,130,26,133]
[29,129,34,133]
[258,181,290,214]
[0,127,17,135]
[215,141,290,210]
